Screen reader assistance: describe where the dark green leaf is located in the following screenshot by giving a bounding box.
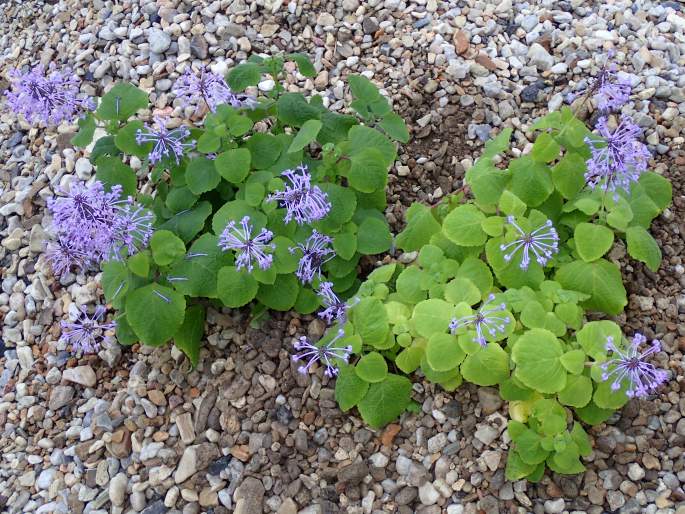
[174,305,205,367]
[186,157,221,195]
[357,374,412,428]
[96,157,137,197]
[71,112,96,147]
[126,284,186,346]
[217,266,258,307]
[97,82,148,121]
[227,62,262,92]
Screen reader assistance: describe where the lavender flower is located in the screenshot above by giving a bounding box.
[60,305,116,354]
[45,237,91,278]
[5,64,93,125]
[46,180,154,276]
[135,116,196,165]
[218,216,275,271]
[600,333,668,398]
[500,216,559,270]
[292,329,352,377]
[290,230,335,284]
[173,66,257,112]
[267,165,332,225]
[317,281,355,326]
[566,52,631,112]
[449,294,510,346]
[108,199,155,259]
[585,116,650,198]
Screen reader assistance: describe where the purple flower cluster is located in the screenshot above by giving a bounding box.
[173,66,257,113]
[601,333,668,398]
[5,64,93,125]
[218,216,275,271]
[46,180,154,277]
[135,116,196,165]
[292,329,352,377]
[500,216,559,270]
[290,230,335,284]
[60,305,115,354]
[267,165,332,225]
[567,52,631,112]
[585,116,650,197]
[317,281,355,326]
[449,294,510,347]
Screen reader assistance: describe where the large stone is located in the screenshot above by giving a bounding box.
[337,461,369,485]
[49,386,74,410]
[109,472,127,507]
[527,43,554,71]
[234,477,265,514]
[176,412,196,444]
[148,29,171,53]
[62,366,96,388]
[174,443,220,483]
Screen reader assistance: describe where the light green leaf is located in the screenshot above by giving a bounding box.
[509,155,554,207]
[626,226,662,272]
[574,223,614,262]
[576,320,621,360]
[335,366,370,411]
[557,374,592,408]
[555,259,627,315]
[531,132,561,163]
[396,203,441,252]
[512,329,567,393]
[72,112,96,147]
[288,119,322,153]
[357,374,413,428]
[560,350,585,375]
[126,284,186,346]
[426,333,465,372]
[442,204,487,247]
[551,151,586,200]
[379,112,409,143]
[355,352,388,383]
[217,266,258,307]
[395,346,424,374]
[352,297,389,347]
[150,230,186,266]
[444,278,481,306]
[128,251,149,277]
[460,343,510,386]
[499,190,527,217]
[174,304,205,367]
[411,299,454,338]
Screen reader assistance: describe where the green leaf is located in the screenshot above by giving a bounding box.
[532,399,567,435]
[500,378,534,401]
[395,346,424,374]
[348,147,388,193]
[353,297,389,347]
[318,112,358,145]
[160,201,212,243]
[348,74,380,102]
[355,352,388,383]
[357,374,412,428]
[186,156,221,195]
[505,450,538,481]
[288,119,322,153]
[444,278,481,305]
[555,259,627,315]
[128,251,150,277]
[510,425,549,465]
[551,151,586,200]
[638,171,672,211]
[245,133,282,169]
[315,183,357,232]
[126,284,186,346]
[574,223,614,262]
[165,187,198,213]
[396,266,428,304]
[276,93,321,127]
[557,374,592,408]
[97,82,148,121]
[396,203,441,252]
[150,230,185,266]
[101,261,129,309]
[460,343,510,386]
[347,125,396,165]
[531,132,561,163]
[426,333,465,372]
[412,299,454,338]
[570,422,592,456]
[455,257,493,294]
[174,304,205,367]
[212,200,266,236]
[626,226,662,272]
[368,263,397,283]
[509,156,554,207]
[294,287,320,314]
[512,329,567,393]
[575,401,614,425]
[196,131,221,153]
[227,62,262,92]
[520,301,566,336]
[90,136,119,162]
[333,232,357,260]
[113,314,138,346]
[335,366,370,411]
[168,234,232,298]
[71,112,96,147]
[217,266,258,307]
[287,53,316,77]
[96,157,137,197]
[499,190,527,217]
[548,445,585,475]
[442,204,487,247]
[356,217,392,254]
[256,274,300,311]
[379,112,409,143]
[114,121,150,158]
[576,320,621,360]
[560,350,586,375]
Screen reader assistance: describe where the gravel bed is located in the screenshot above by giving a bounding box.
[0,1,684,513]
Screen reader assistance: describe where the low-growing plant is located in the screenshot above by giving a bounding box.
[18,55,409,362]
[324,103,671,479]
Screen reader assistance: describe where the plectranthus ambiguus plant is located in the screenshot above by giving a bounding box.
[566,51,632,112]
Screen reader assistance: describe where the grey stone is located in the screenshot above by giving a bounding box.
[337,461,369,484]
[543,498,565,514]
[109,472,127,507]
[234,477,265,514]
[49,386,74,410]
[148,29,171,53]
[527,43,554,70]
